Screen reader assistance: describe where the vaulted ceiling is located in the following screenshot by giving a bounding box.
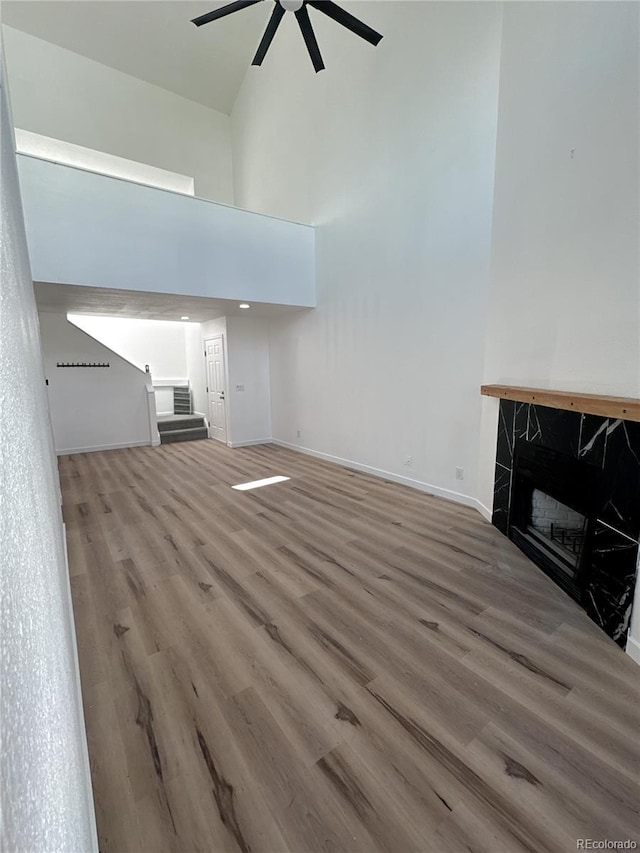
[1,0,277,114]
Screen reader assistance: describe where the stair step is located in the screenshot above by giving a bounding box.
[158,417,205,433]
[173,386,192,416]
[160,427,208,444]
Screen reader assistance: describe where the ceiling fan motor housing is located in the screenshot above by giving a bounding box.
[279,0,304,11]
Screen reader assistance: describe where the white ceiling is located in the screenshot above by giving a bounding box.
[34,282,308,322]
[0,0,275,114]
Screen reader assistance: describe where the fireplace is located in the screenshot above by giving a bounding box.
[490,398,639,647]
[508,442,599,602]
[528,491,586,572]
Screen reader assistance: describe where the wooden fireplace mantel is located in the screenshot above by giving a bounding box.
[481,385,640,423]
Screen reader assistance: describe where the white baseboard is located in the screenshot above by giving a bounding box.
[227,438,272,448]
[56,439,152,456]
[475,501,493,522]
[626,635,640,666]
[272,439,486,515]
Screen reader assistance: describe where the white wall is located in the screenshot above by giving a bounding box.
[226,315,272,446]
[201,318,228,342]
[186,323,208,416]
[2,25,233,203]
[72,314,274,442]
[39,312,154,454]
[69,315,189,379]
[18,154,316,308]
[0,55,96,852]
[231,1,503,505]
[198,317,272,445]
[478,1,640,510]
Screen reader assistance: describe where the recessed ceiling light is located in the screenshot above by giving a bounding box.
[181,315,190,320]
[239,303,250,309]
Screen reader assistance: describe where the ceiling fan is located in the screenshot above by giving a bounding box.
[191,0,383,73]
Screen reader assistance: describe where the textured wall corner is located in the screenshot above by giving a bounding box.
[0,52,97,852]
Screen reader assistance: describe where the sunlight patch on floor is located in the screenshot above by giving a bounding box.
[232,475,290,491]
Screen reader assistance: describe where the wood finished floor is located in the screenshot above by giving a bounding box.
[61,440,640,853]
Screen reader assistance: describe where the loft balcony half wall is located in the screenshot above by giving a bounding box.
[17,154,316,308]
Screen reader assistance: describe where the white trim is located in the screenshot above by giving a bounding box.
[152,378,189,387]
[272,439,485,514]
[16,129,195,197]
[61,523,99,851]
[17,151,314,229]
[56,439,152,456]
[227,438,272,448]
[145,383,160,447]
[626,635,640,666]
[475,501,493,522]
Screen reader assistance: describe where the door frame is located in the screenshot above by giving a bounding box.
[204,335,230,444]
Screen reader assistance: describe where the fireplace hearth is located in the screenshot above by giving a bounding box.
[492,399,639,647]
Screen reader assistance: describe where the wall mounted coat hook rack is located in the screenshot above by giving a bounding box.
[56,362,110,368]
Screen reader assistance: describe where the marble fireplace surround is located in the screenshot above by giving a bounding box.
[482,385,640,650]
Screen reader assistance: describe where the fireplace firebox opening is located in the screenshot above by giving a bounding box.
[509,442,600,602]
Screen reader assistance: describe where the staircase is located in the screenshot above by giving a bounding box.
[173,385,192,415]
[157,414,208,445]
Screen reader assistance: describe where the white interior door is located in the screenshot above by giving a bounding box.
[205,336,227,443]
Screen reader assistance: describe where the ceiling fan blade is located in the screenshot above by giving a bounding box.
[295,4,325,73]
[192,0,263,28]
[252,2,286,65]
[307,0,382,46]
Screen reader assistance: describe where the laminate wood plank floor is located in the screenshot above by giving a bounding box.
[60,440,640,853]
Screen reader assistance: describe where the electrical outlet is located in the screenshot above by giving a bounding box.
[456,467,464,480]
[404,455,413,467]
[235,384,245,392]
[296,429,301,438]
